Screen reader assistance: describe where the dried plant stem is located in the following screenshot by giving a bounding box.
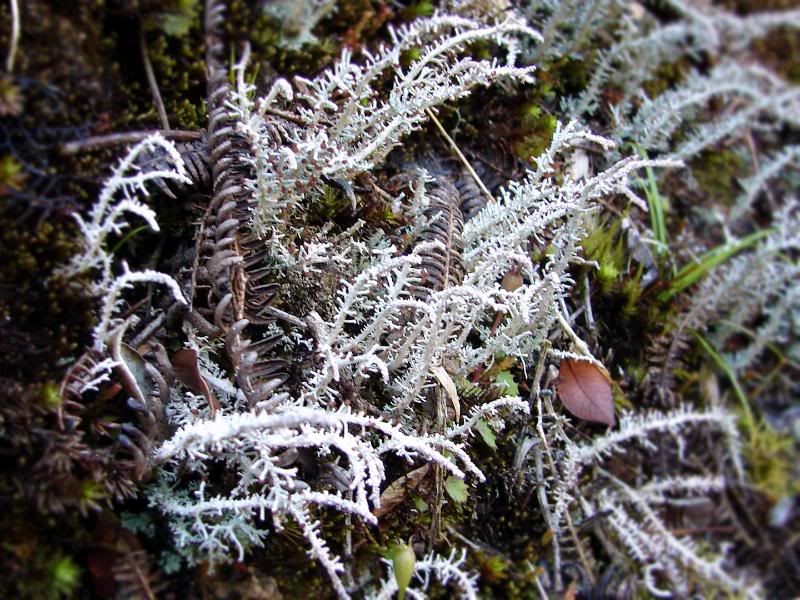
[60,130,201,154]
[426,107,496,204]
[5,0,19,73]
[564,509,595,584]
[263,305,308,329]
[140,25,170,130]
[262,106,308,126]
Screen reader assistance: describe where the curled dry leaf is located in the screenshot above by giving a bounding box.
[373,464,431,518]
[557,358,615,427]
[171,348,220,414]
[115,342,154,405]
[431,365,460,422]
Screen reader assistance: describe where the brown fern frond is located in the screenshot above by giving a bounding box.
[134,137,210,199]
[456,141,519,220]
[112,550,168,600]
[645,291,715,405]
[415,177,465,294]
[192,0,290,404]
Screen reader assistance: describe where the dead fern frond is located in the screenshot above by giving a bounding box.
[112,550,168,600]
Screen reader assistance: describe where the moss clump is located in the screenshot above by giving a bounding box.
[0,216,94,382]
[746,421,798,500]
[512,102,557,161]
[642,59,691,99]
[142,5,207,130]
[690,149,745,206]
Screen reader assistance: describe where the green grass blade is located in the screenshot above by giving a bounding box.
[693,331,754,437]
[658,229,772,302]
[636,145,668,260]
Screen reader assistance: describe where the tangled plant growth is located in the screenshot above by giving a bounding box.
[1,0,799,597]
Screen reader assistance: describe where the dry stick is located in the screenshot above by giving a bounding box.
[564,509,595,585]
[542,391,597,588]
[743,129,777,212]
[129,312,166,349]
[425,107,496,204]
[60,130,201,154]
[140,25,170,131]
[5,0,19,73]
[263,106,308,126]
[531,342,596,588]
[262,305,308,330]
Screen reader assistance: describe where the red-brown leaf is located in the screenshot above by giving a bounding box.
[557,359,615,426]
[171,348,220,415]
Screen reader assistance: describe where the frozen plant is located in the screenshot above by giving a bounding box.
[524,0,623,63]
[370,549,479,600]
[731,145,800,221]
[565,1,800,120]
[528,391,754,596]
[150,403,514,598]
[593,473,760,598]
[57,134,189,352]
[228,13,542,232]
[616,63,800,159]
[261,0,337,49]
[685,203,800,373]
[461,121,679,366]
[303,121,676,421]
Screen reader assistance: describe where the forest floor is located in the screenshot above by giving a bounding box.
[1,1,799,598]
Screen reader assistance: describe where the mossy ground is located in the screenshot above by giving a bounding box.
[1,1,798,597]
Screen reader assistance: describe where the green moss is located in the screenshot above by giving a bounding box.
[401,47,422,68]
[401,1,435,20]
[746,421,798,500]
[642,59,690,99]
[38,382,62,411]
[690,149,745,206]
[0,155,26,192]
[582,217,627,295]
[0,511,90,600]
[0,218,94,382]
[49,555,81,598]
[144,23,207,130]
[512,105,557,161]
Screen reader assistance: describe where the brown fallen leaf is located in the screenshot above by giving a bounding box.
[171,348,220,415]
[557,358,615,427]
[431,365,460,422]
[373,464,431,518]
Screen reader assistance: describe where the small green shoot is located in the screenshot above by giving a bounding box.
[693,332,754,437]
[493,371,519,396]
[475,419,497,449]
[392,541,416,600]
[444,476,468,503]
[50,555,81,598]
[110,224,150,255]
[636,146,670,265]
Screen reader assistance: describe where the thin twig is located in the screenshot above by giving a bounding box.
[564,509,596,585]
[139,25,170,130]
[555,309,591,357]
[446,526,482,551]
[129,312,166,349]
[5,0,19,73]
[263,305,308,329]
[262,106,308,126]
[59,130,201,154]
[743,129,777,212]
[583,273,595,331]
[425,107,496,204]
